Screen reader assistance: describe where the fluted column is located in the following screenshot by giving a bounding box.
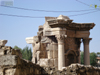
[56,35,65,70]
[83,38,92,65]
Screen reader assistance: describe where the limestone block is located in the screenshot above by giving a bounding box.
[39,51,47,58]
[45,17,57,21]
[0,40,7,46]
[0,55,18,66]
[36,51,40,61]
[0,69,3,75]
[0,48,22,58]
[48,50,53,59]
[75,31,90,38]
[53,50,58,58]
[51,28,66,35]
[47,44,53,50]
[38,25,43,31]
[32,58,36,63]
[5,69,16,75]
[39,59,54,67]
[0,49,5,56]
[67,30,75,37]
[54,58,58,68]
[52,43,58,50]
[25,37,34,44]
[49,59,54,67]
[44,30,53,36]
[11,49,22,58]
[34,43,40,51]
[39,59,49,67]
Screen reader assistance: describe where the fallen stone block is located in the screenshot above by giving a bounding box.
[0,55,18,67]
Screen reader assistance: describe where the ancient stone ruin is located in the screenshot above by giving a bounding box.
[0,40,100,75]
[1,15,99,75]
[26,15,95,70]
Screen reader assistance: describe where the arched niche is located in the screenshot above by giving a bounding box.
[65,50,77,66]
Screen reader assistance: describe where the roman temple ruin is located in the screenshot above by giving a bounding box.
[26,15,95,70]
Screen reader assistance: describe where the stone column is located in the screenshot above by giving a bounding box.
[83,38,92,65]
[56,35,65,70]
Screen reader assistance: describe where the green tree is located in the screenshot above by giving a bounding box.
[13,45,22,52]
[97,52,100,57]
[80,52,97,66]
[80,51,84,64]
[13,46,32,61]
[90,52,97,66]
[22,46,32,61]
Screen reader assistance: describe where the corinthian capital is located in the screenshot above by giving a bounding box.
[56,35,67,45]
[83,38,92,45]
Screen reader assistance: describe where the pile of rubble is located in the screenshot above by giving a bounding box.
[43,64,100,75]
[0,40,47,75]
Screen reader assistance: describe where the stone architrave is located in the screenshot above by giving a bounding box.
[56,34,65,70]
[83,38,92,65]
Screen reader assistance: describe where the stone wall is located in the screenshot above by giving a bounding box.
[0,45,100,75]
[0,46,48,75]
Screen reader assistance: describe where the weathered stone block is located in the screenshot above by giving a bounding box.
[0,40,7,46]
[0,69,3,75]
[0,49,5,56]
[5,69,16,75]
[0,55,18,66]
[54,58,58,68]
[39,59,54,67]
[40,59,49,67]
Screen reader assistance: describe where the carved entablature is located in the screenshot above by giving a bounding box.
[68,23,95,30]
[65,37,78,50]
[47,15,95,31]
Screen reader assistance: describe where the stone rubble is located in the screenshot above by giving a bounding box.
[0,45,100,75]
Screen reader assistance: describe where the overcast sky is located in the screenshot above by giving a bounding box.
[0,0,100,52]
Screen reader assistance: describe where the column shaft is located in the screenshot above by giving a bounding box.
[58,43,65,70]
[83,38,91,65]
[56,35,65,70]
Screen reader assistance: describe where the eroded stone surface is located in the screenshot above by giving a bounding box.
[0,40,7,46]
[0,45,100,75]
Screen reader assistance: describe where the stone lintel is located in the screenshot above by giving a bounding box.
[75,31,90,38]
[26,36,40,44]
[43,28,66,36]
[25,37,34,44]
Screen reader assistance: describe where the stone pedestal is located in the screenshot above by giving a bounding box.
[83,38,92,65]
[56,35,65,70]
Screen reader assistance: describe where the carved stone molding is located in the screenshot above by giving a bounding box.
[83,38,92,45]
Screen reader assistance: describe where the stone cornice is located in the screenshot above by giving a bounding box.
[47,19,95,31]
